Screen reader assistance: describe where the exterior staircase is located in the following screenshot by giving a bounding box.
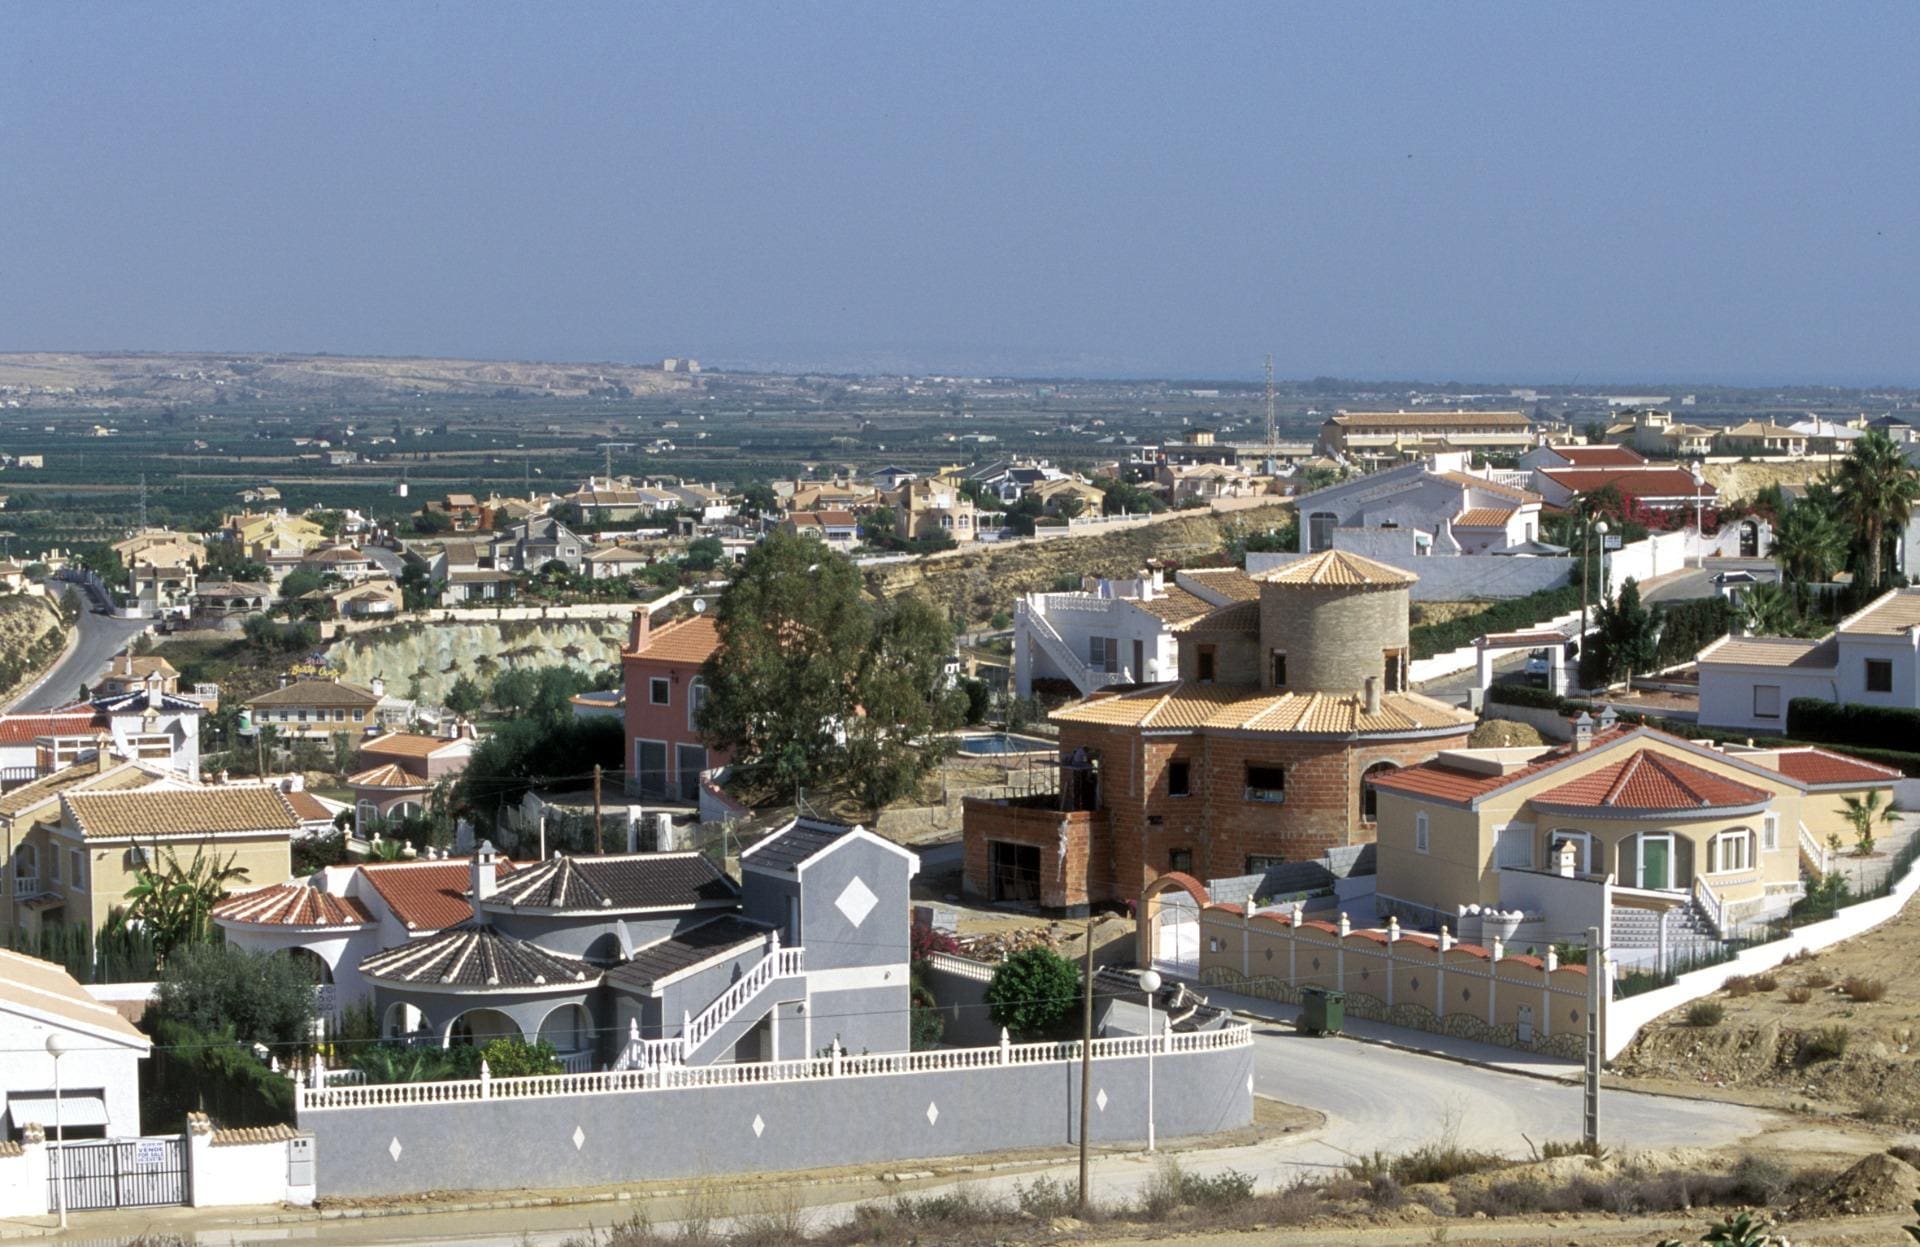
[1017,600,1133,698]
[614,940,806,1070]
[1609,900,1721,971]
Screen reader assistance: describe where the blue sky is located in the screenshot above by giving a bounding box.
[3,3,1916,382]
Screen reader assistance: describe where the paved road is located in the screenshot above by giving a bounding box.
[50,1028,1788,1247]
[1639,558,1778,605]
[6,583,148,711]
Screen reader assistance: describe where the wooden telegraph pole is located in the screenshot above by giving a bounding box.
[593,765,605,854]
[1077,914,1095,1212]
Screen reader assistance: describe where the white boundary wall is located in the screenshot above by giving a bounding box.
[1605,859,1920,1059]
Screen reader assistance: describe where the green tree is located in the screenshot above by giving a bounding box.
[1584,577,1658,688]
[444,675,486,716]
[1769,498,1846,583]
[412,507,455,535]
[1834,429,1920,590]
[1740,581,1800,637]
[683,537,724,572]
[398,562,435,611]
[843,593,967,816]
[701,531,875,796]
[740,482,780,517]
[1840,788,1896,858]
[121,848,250,958]
[278,568,325,601]
[985,947,1081,1040]
[151,941,319,1051]
[863,506,898,545]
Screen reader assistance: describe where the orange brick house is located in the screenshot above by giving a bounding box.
[962,551,1476,915]
[620,612,731,802]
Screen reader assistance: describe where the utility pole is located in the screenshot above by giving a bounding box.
[593,765,604,854]
[1583,924,1602,1149]
[137,473,147,530]
[1264,353,1276,452]
[1077,914,1095,1213]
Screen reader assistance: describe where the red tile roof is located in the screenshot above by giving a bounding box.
[1368,729,1637,805]
[360,858,516,932]
[1537,467,1717,501]
[284,791,334,822]
[1535,749,1769,812]
[212,884,373,928]
[1553,446,1645,467]
[0,714,101,745]
[625,615,720,665]
[1767,748,1903,787]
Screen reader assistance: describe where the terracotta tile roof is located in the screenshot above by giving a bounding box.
[1766,748,1903,786]
[359,925,595,988]
[583,545,652,562]
[360,733,460,761]
[1839,589,1920,636]
[0,713,101,745]
[483,852,738,913]
[1252,549,1417,588]
[212,884,373,928]
[1330,411,1531,428]
[1176,599,1260,635]
[360,858,516,931]
[1177,567,1261,602]
[1537,467,1716,500]
[1697,635,1838,669]
[246,679,381,709]
[1534,749,1770,812]
[63,787,301,841]
[1454,507,1516,528]
[284,791,334,823]
[211,1124,300,1147]
[1552,446,1644,466]
[1051,682,1475,737]
[348,762,428,790]
[1129,586,1215,625]
[1369,731,1636,805]
[627,615,720,665]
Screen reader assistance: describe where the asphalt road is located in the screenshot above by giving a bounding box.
[58,1028,1786,1247]
[6,584,149,711]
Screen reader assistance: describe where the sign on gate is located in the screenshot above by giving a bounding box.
[51,1137,189,1211]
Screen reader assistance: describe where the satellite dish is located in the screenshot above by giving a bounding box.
[692,598,708,613]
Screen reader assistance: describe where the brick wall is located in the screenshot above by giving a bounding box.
[960,798,1107,912]
[1260,584,1408,693]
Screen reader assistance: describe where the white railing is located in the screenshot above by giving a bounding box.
[682,943,805,1056]
[1016,600,1132,696]
[318,1067,368,1087]
[1691,875,1727,939]
[923,950,996,982]
[558,1049,593,1074]
[1797,822,1831,876]
[298,1022,1252,1112]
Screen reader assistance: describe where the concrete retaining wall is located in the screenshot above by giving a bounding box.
[298,1043,1253,1198]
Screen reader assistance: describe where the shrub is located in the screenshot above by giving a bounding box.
[1788,697,1920,748]
[984,947,1081,1039]
[1725,975,1755,998]
[1688,1001,1727,1027]
[1804,969,1834,988]
[1750,973,1778,992]
[1013,1175,1077,1220]
[152,942,319,1053]
[1535,1138,1608,1161]
[909,924,961,962]
[1350,1142,1508,1186]
[1842,976,1887,1003]
[1785,985,1813,1005]
[1179,1168,1257,1209]
[477,1036,561,1078]
[1799,1025,1850,1064]
[1729,1154,1791,1204]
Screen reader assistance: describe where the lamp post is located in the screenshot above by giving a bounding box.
[45,1031,68,1231]
[1581,517,1610,685]
[1137,969,1161,1153]
[1690,464,1706,566]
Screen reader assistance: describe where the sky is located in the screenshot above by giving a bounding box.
[3,3,1918,384]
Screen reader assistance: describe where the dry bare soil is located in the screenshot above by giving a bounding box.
[1614,889,1920,1124]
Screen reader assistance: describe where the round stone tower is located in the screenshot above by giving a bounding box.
[1254,550,1416,694]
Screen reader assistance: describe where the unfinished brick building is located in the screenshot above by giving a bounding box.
[963,551,1477,914]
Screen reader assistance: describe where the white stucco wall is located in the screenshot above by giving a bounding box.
[189,1130,314,1208]
[1015,592,1176,695]
[0,1010,146,1140]
[1833,632,1920,707]
[1697,664,1840,733]
[0,1137,50,1216]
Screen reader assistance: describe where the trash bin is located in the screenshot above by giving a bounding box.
[1299,986,1345,1036]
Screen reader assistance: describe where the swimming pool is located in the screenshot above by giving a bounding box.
[954,732,1056,756]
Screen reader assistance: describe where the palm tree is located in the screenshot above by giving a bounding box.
[122,848,249,958]
[1769,500,1846,584]
[1840,789,1897,858]
[1834,430,1920,590]
[1741,581,1799,636]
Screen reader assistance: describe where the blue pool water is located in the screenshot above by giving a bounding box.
[956,732,1055,756]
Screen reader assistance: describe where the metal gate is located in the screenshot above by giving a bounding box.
[49,1136,189,1211]
[1153,892,1200,978]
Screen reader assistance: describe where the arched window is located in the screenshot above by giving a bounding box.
[1548,830,1595,875]
[1360,761,1398,823]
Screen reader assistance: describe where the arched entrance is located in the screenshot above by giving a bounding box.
[283,946,333,985]
[447,1008,519,1048]
[1136,872,1210,976]
[1739,520,1760,558]
[381,1001,424,1040]
[538,1003,591,1065]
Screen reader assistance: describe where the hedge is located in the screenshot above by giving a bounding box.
[1485,683,1565,710]
[1786,698,1920,749]
[1410,582,1584,660]
[142,1018,295,1132]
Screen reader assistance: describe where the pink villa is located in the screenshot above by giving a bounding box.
[620,612,730,802]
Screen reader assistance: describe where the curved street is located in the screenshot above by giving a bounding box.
[5,581,150,712]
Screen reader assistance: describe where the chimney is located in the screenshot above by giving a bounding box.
[145,671,162,710]
[1363,675,1381,716]
[1557,840,1578,878]
[470,839,498,904]
[628,608,651,652]
[278,673,291,689]
[1571,711,1594,752]
[370,676,385,699]
[1597,705,1619,734]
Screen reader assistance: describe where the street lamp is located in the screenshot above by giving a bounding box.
[1690,464,1707,565]
[1137,969,1161,1153]
[1581,517,1610,681]
[45,1031,68,1231]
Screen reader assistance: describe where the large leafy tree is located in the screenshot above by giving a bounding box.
[1834,430,1920,591]
[700,530,962,806]
[984,947,1082,1040]
[152,942,319,1051]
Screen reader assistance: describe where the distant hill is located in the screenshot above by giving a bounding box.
[0,351,693,407]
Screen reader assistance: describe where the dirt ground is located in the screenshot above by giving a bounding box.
[1615,888,1920,1125]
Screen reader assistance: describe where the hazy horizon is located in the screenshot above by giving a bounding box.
[5,4,1918,385]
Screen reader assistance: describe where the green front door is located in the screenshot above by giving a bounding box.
[1641,835,1672,890]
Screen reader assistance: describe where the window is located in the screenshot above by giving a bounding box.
[1762,814,1779,853]
[688,679,709,731]
[1308,512,1337,552]
[1167,759,1191,798]
[1270,651,1287,688]
[1753,685,1782,720]
[1866,659,1894,694]
[1245,854,1286,873]
[1169,848,1193,873]
[1383,648,1407,694]
[649,677,671,706]
[1549,830,1594,873]
[70,851,83,888]
[1244,764,1286,803]
[1415,811,1430,854]
[1709,829,1755,874]
[49,849,59,882]
[1360,761,1397,822]
[1494,825,1534,870]
[1088,636,1117,673]
[353,709,365,722]
[1197,645,1217,684]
